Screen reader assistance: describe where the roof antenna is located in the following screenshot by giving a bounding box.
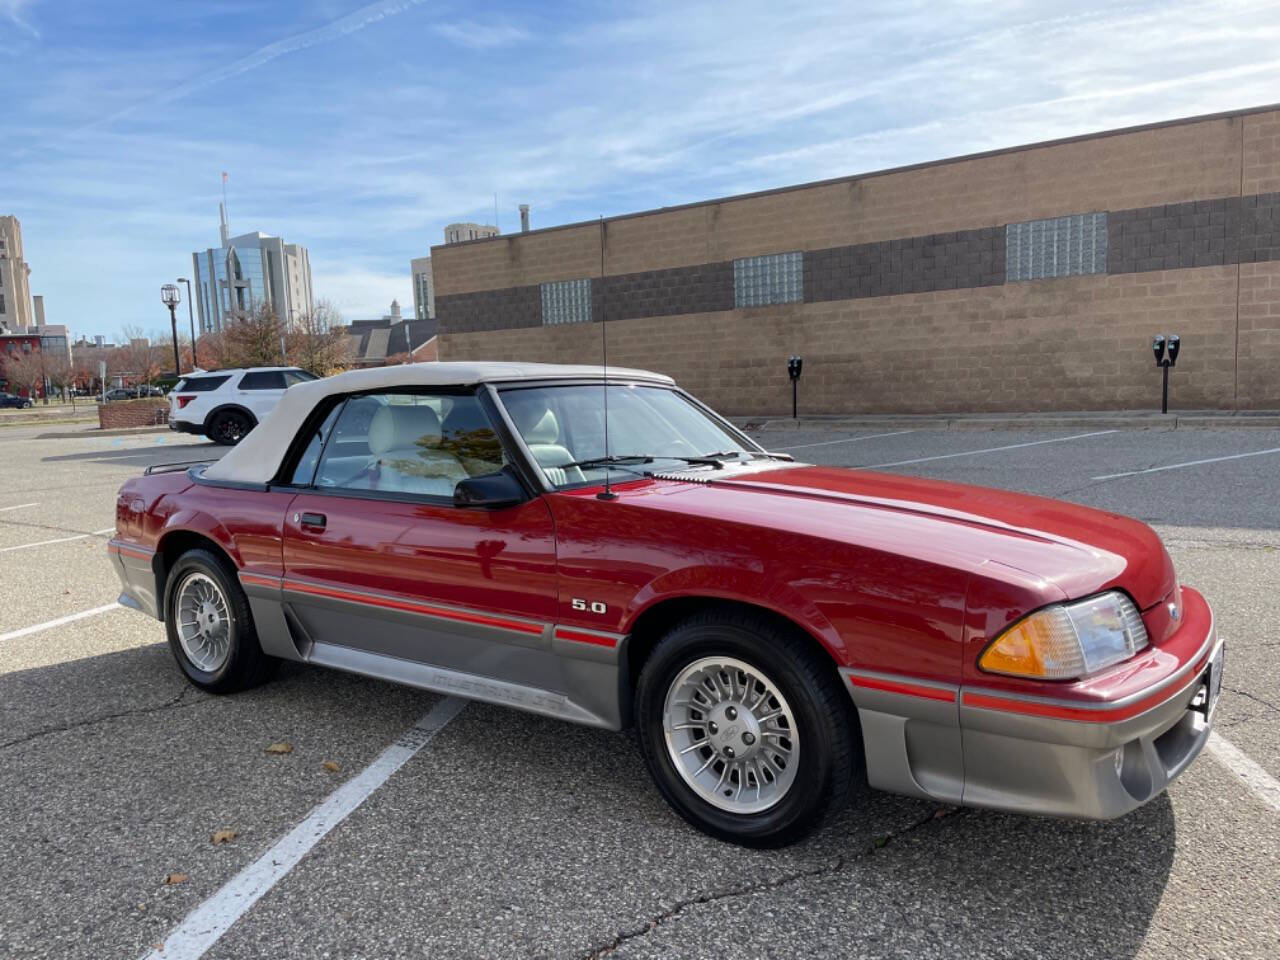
[596,215,616,501]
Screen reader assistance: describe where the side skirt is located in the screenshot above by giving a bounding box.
[307,641,614,729]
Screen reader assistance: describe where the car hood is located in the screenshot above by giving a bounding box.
[689,464,1175,609]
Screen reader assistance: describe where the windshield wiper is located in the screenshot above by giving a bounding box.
[557,454,654,472]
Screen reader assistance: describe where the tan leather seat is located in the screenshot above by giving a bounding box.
[522,409,585,486]
[366,404,468,497]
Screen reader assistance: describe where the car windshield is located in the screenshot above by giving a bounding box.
[498,383,761,488]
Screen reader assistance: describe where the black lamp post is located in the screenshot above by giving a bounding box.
[1152,334,1181,414]
[161,283,182,378]
[787,355,804,419]
[176,277,196,368]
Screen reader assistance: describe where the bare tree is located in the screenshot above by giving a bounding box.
[221,302,285,368]
[1,347,46,399]
[43,350,74,403]
[289,299,352,375]
[114,325,163,385]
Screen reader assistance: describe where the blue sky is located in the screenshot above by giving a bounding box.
[4,0,1280,340]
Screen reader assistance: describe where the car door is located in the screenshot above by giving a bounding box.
[235,370,288,420]
[279,388,567,704]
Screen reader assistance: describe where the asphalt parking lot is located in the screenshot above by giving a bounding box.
[2,421,1278,960]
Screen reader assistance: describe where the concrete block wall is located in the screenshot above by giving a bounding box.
[433,106,1280,413]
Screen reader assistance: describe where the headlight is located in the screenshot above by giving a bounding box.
[979,591,1149,680]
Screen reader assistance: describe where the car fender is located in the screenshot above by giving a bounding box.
[202,403,258,431]
[156,508,246,569]
[623,564,849,664]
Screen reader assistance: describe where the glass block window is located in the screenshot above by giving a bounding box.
[733,251,803,307]
[541,278,592,325]
[1006,212,1107,282]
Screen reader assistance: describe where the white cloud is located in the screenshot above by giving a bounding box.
[1,0,39,37]
[433,18,529,50]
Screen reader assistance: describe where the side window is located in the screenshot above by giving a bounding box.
[240,371,287,390]
[283,369,316,386]
[311,392,506,498]
[288,403,342,485]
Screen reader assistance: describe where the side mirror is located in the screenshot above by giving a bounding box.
[454,467,526,509]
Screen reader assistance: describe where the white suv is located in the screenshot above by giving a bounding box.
[169,367,318,445]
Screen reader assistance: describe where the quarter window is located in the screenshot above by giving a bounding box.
[174,375,231,392]
[311,392,506,498]
[239,371,287,390]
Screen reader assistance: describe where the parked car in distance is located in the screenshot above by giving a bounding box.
[0,391,34,409]
[103,388,134,402]
[135,384,166,397]
[168,367,317,445]
[109,362,1223,846]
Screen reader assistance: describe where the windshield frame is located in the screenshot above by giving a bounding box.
[486,378,765,493]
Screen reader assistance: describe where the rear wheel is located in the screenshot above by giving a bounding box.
[635,609,859,847]
[208,409,254,445]
[164,548,274,693]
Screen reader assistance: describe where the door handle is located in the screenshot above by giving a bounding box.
[298,511,327,532]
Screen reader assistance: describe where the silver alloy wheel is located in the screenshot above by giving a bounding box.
[662,656,800,814]
[175,571,232,673]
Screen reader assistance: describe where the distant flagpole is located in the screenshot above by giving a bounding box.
[221,171,229,224]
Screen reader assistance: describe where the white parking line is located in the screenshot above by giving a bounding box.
[774,429,915,451]
[0,527,115,554]
[863,430,1119,468]
[0,602,121,643]
[1091,446,1280,481]
[0,502,39,512]
[1208,732,1280,815]
[143,696,468,960]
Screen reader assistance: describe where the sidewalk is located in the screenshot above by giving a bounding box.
[735,410,1280,431]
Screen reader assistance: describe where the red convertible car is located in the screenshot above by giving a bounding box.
[109,362,1223,846]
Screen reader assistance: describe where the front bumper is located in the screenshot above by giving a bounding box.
[842,588,1222,819]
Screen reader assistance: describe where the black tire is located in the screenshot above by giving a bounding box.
[207,409,254,445]
[635,609,860,847]
[164,547,275,694]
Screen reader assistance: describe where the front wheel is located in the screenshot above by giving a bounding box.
[164,548,274,694]
[635,610,860,847]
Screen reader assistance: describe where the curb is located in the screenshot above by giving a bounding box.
[737,415,1280,431]
[34,425,176,440]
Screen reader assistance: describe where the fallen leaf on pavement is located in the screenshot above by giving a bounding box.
[211,829,237,845]
[264,742,293,755]
[163,873,187,885]
[322,761,340,773]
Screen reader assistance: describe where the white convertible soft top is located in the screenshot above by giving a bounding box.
[201,361,673,485]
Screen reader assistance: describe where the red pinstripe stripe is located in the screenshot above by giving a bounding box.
[282,579,545,636]
[107,542,153,561]
[962,655,1210,723]
[847,674,957,703]
[554,628,619,649]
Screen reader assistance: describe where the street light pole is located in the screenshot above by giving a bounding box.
[161,284,182,379]
[177,277,196,368]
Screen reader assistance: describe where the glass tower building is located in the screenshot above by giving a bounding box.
[191,208,313,333]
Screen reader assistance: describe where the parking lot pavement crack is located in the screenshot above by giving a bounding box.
[0,684,208,751]
[578,806,959,959]
[1226,687,1280,716]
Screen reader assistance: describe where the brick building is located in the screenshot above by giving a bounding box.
[431,104,1280,415]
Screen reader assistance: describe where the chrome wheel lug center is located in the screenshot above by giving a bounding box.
[723,745,735,759]
[742,731,756,746]
[708,721,719,735]
[725,706,738,721]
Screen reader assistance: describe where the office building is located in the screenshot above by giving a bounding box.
[0,216,35,332]
[432,104,1280,414]
[443,222,499,244]
[411,256,434,321]
[191,205,314,333]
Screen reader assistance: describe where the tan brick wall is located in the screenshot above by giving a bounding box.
[1238,261,1280,408]
[435,111,1266,295]
[441,268,1268,414]
[435,106,1280,413]
[98,399,168,429]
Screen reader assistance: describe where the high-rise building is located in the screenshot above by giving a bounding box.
[410,256,434,321]
[443,222,499,244]
[191,205,314,333]
[0,215,35,332]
